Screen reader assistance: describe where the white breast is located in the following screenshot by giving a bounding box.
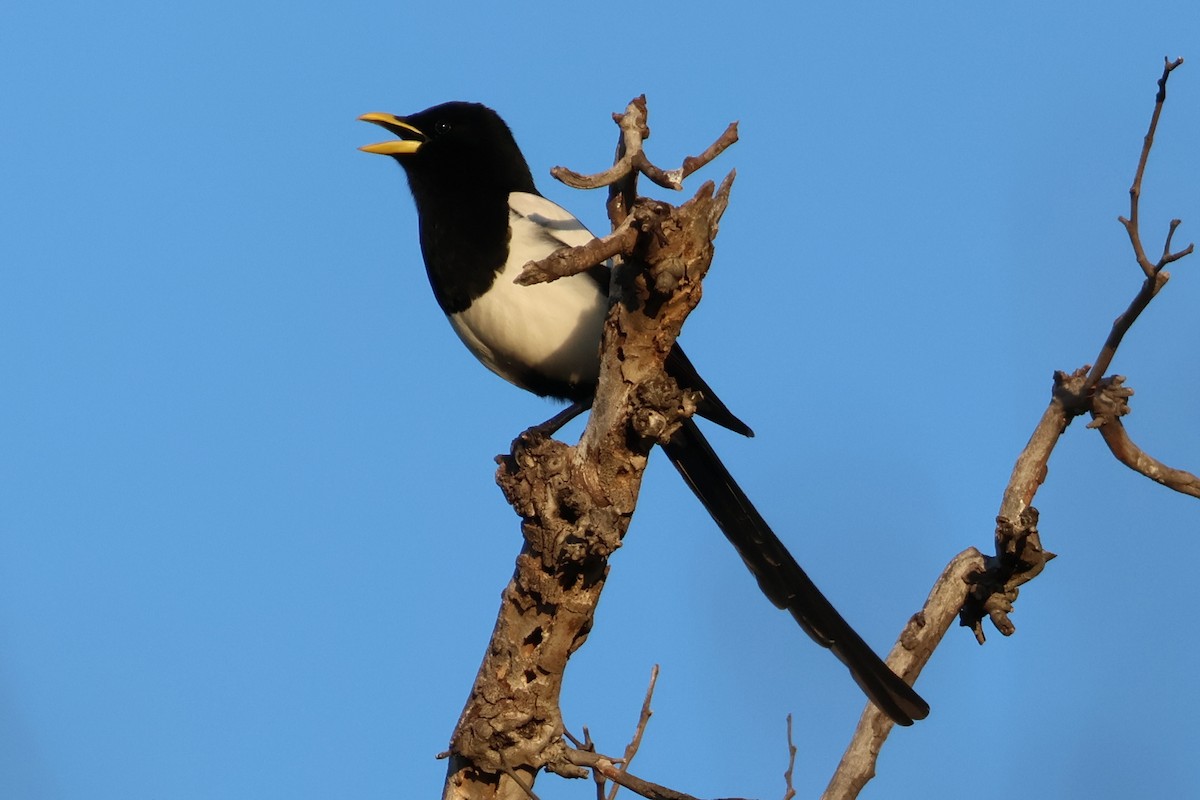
[447,192,609,394]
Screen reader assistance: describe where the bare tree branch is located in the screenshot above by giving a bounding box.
[1083,273,1171,392]
[782,714,798,800]
[442,98,738,800]
[823,549,986,799]
[1118,57,1190,278]
[498,757,542,800]
[443,60,1193,800]
[1088,376,1200,497]
[606,665,660,800]
[515,219,639,286]
[823,58,1193,799]
[565,750,708,800]
[1083,56,1198,492]
[552,96,739,192]
[1093,58,1191,388]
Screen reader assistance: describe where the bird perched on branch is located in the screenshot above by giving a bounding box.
[358,101,928,725]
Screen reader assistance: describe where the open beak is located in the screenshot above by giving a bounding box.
[358,113,426,155]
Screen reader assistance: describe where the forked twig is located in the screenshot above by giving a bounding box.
[566,750,704,800]
[1118,57,1192,278]
[551,96,738,192]
[1090,58,1192,389]
[827,60,1193,799]
[516,99,737,288]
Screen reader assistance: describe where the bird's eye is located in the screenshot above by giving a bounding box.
[434,120,452,135]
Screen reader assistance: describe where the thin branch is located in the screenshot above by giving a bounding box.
[516,219,640,286]
[1089,59,1194,386]
[633,121,739,191]
[998,371,1080,520]
[551,98,648,190]
[984,56,1192,609]
[552,97,738,192]
[605,103,643,228]
[1162,218,1190,264]
[824,60,1195,800]
[566,750,708,800]
[1083,271,1171,391]
[499,757,543,800]
[606,665,660,800]
[679,123,740,184]
[580,729,607,800]
[1078,57,1198,497]
[782,714,798,800]
[1096,417,1200,497]
[562,728,587,750]
[1088,376,1200,497]
[1117,57,1186,277]
[823,549,986,800]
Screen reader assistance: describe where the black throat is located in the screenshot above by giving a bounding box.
[408,179,513,315]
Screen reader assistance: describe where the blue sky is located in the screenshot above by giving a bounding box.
[3,2,1198,798]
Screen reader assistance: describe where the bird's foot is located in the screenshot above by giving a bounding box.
[521,401,591,441]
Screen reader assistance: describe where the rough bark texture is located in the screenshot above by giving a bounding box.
[822,57,1195,799]
[437,63,1196,798]
[440,99,735,796]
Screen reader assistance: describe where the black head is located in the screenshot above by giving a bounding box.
[359,101,538,200]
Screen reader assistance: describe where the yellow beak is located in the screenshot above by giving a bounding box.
[358,112,425,155]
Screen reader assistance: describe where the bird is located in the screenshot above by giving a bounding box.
[358,101,929,725]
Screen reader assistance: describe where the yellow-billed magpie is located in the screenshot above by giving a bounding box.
[359,101,929,725]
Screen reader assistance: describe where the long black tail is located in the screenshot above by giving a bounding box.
[660,417,929,726]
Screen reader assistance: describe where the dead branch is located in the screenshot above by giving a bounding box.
[442,98,737,800]
[552,96,739,192]
[444,60,1193,800]
[564,750,706,800]
[823,59,1193,799]
[1088,376,1200,497]
[516,99,738,289]
[606,665,660,800]
[515,218,639,286]
[782,715,798,800]
[979,57,1193,637]
[1094,58,1192,389]
[1117,57,1191,279]
[498,758,542,800]
[823,549,986,799]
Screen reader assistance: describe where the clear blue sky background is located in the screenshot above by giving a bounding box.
[3,2,1198,798]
